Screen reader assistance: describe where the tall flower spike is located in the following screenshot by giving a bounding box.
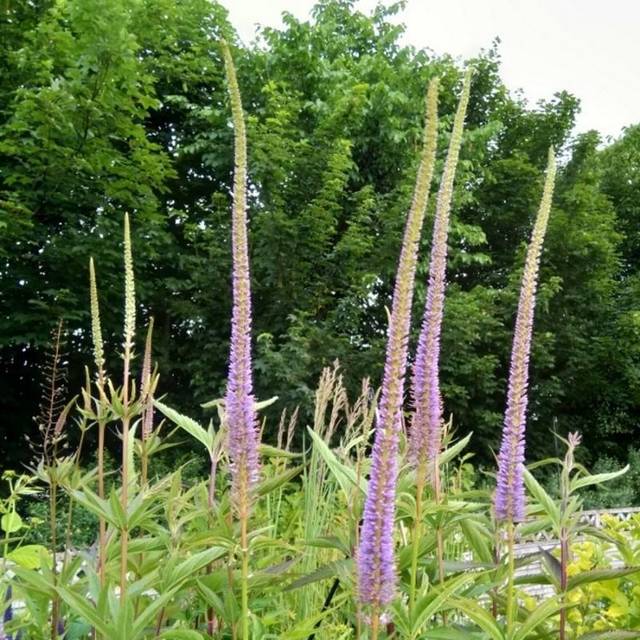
[410,69,472,483]
[89,257,105,373]
[222,40,260,518]
[123,212,136,349]
[494,148,557,523]
[357,79,439,612]
[140,317,154,441]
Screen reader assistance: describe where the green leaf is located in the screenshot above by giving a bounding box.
[567,566,640,590]
[259,443,302,459]
[459,519,494,564]
[579,632,640,640]
[512,595,564,640]
[109,486,128,528]
[409,573,477,634]
[57,585,111,637]
[448,597,504,640]
[439,432,473,466]
[426,629,486,639]
[523,467,560,527]
[166,547,227,586]
[307,426,366,499]
[64,621,93,640]
[12,565,56,596]
[155,400,213,453]
[1,511,23,533]
[304,536,351,556]
[131,589,181,640]
[539,547,562,590]
[514,573,552,586]
[69,487,120,527]
[159,632,205,640]
[284,559,352,591]
[6,544,49,569]
[254,395,278,411]
[257,464,303,497]
[570,465,629,492]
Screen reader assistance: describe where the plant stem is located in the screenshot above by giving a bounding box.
[120,355,131,600]
[559,528,568,640]
[370,609,380,640]
[141,439,148,488]
[409,470,425,624]
[506,522,516,636]
[240,515,250,640]
[433,463,447,626]
[154,607,165,637]
[97,412,106,589]
[206,455,217,635]
[64,427,87,561]
[50,477,59,640]
[491,530,500,619]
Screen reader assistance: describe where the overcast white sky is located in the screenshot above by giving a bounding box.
[228,0,640,141]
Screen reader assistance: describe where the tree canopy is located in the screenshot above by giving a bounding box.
[1,0,638,470]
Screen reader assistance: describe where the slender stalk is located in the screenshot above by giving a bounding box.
[97,409,106,587]
[370,609,380,640]
[120,211,136,600]
[558,432,580,640]
[506,523,516,635]
[140,441,148,488]
[89,258,107,593]
[64,424,88,562]
[409,470,424,620]
[120,378,131,599]
[45,321,64,640]
[225,507,238,640]
[154,607,165,637]
[49,477,59,640]
[206,454,217,634]
[241,517,250,640]
[433,467,449,626]
[559,527,568,640]
[491,531,500,619]
[434,463,446,583]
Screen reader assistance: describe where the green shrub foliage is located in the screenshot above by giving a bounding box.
[1,5,640,637]
[1,1,639,469]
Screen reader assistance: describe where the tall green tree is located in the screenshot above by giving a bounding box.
[1,0,638,471]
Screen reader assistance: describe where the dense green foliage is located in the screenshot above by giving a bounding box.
[1,0,639,474]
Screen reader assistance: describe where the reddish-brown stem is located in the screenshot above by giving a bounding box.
[560,527,568,640]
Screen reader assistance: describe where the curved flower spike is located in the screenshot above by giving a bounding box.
[494,148,557,523]
[222,40,260,520]
[409,69,472,487]
[357,78,439,612]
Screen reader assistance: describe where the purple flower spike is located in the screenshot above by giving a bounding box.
[494,149,557,523]
[358,79,439,611]
[410,70,472,484]
[222,42,260,517]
